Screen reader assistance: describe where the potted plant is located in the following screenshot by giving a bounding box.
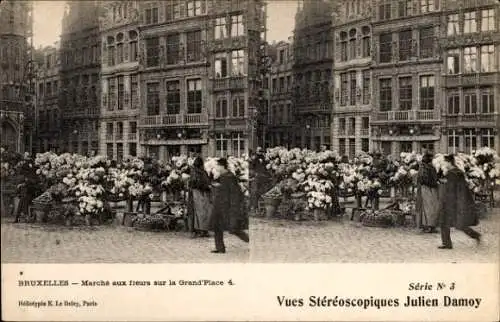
[261,186,282,218]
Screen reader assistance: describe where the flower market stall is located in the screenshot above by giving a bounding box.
[256,146,499,227]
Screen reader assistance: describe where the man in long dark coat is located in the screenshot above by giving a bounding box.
[208,158,249,253]
[438,154,481,249]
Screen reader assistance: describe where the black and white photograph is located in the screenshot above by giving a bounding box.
[0,0,262,263]
[249,0,500,263]
[0,0,499,311]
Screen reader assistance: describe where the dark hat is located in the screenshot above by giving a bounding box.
[217,158,228,168]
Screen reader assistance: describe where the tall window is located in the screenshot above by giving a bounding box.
[399,77,412,110]
[166,34,180,65]
[216,134,228,157]
[447,93,460,115]
[214,53,227,78]
[232,96,245,117]
[231,50,245,76]
[379,2,391,20]
[481,9,495,32]
[108,78,116,111]
[464,11,477,34]
[146,83,160,115]
[464,46,478,73]
[464,129,476,153]
[187,79,202,114]
[481,89,494,114]
[399,29,412,61]
[349,29,357,60]
[340,73,348,106]
[215,98,227,118]
[339,138,346,156]
[447,49,460,74]
[338,118,346,135]
[447,14,460,35]
[129,40,138,61]
[379,78,392,111]
[464,92,478,114]
[108,45,115,66]
[231,15,244,37]
[215,17,228,39]
[398,0,412,17]
[117,76,124,110]
[186,30,202,62]
[187,0,205,17]
[420,0,436,13]
[145,6,159,24]
[480,45,495,72]
[481,129,495,148]
[379,33,392,63]
[340,32,348,61]
[349,71,357,105]
[166,81,180,114]
[362,27,371,57]
[419,27,434,58]
[447,130,459,153]
[419,75,434,110]
[130,75,138,109]
[146,37,159,67]
[362,70,370,104]
[232,133,245,157]
[117,42,124,64]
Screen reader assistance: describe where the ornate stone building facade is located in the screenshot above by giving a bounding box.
[0,0,34,153]
[439,0,499,153]
[99,1,141,161]
[59,1,101,155]
[370,0,443,156]
[265,41,295,148]
[35,44,61,153]
[332,0,373,158]
[207,0,266,157]
[137,0,265,160]
[293,0,335,151]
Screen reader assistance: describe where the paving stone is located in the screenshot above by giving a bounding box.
[250,207,500,263]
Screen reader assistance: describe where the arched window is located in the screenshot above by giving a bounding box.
[340,31,348,61]
[362,26,371,57]
[116,33,124,64]
[107,36,115,66]
[129,30,138,62]
[349,28,357,60]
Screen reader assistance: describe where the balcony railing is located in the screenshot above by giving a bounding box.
[373,110,440,122]
[212,76,246,91]
[128,132,138,141]
[106,133,113,141]
[360,128,370,136]
[140,113,208,127]
[115,133,124,141]
[445,113,498,125]
[62,107,99,119]
[347,128,355,136]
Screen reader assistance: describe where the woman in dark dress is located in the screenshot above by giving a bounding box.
[438,154,481,249]
[208,158,249,254]
[415,153,439,233]
[187,156,211,238]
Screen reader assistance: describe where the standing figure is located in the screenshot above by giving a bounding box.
[438,154,481,249]
[208,158,249,253]
[415,153,439,233]
[187,156,212,238]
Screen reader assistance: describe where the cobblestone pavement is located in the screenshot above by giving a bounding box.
[1,203,248,263]
[250,205,500,263]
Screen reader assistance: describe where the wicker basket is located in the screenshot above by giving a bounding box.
[361,211,395,228]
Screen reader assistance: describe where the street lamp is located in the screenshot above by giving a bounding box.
[409,128,414,135]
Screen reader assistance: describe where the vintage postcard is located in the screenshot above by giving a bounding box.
[1,0,499,320]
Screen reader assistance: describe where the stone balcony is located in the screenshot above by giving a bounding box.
[444,113,499,127]
[371,110,440,123]
[139,113,208,128]
[211,76,247,91]
[61,107,99,119]
[127,132,138,141]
